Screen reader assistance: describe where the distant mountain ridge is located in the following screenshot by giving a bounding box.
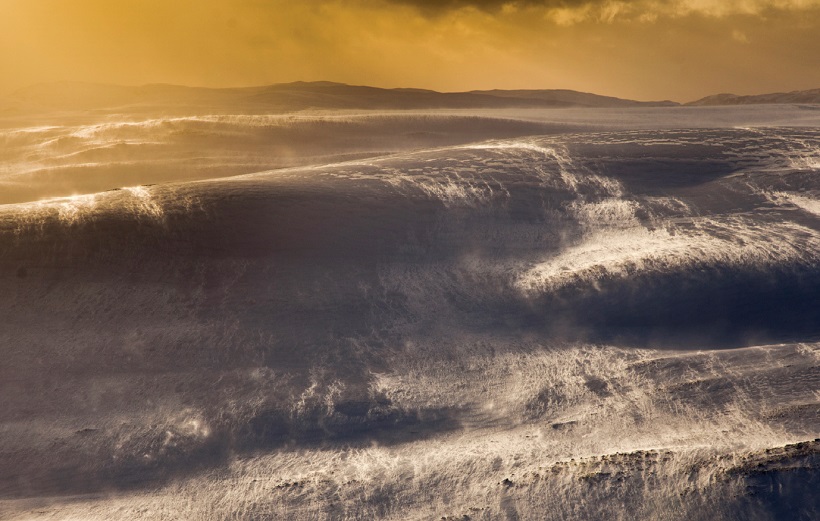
[4,81,677,115]
[688,88,820,106]
[470,88,678,108]
[6,82,820,117]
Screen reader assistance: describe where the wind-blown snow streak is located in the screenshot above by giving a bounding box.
[1,122,819,520]
[516,217,820,294]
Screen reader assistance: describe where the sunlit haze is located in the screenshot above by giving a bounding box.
[1,0,819,100]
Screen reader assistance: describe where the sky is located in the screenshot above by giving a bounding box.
[1,0,819,102]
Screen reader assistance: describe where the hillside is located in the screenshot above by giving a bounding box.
[471,88,678,108]
[688,88,820,106]
[3,81,678,116]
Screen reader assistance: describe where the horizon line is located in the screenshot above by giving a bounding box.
[5,79,820,106]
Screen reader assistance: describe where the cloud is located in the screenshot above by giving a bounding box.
[388,0,595,9]
[381,0,820,22]
[732,29,750,43]
[384,0,604,14]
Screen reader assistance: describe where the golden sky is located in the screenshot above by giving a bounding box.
[1,0,819,102]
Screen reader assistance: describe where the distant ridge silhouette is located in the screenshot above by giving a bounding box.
[5,80,678,114]
[688,88,820,106]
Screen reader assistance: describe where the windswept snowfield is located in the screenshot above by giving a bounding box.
[2,105,820,520]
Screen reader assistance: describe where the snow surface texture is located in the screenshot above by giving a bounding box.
[1,108,820,520]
